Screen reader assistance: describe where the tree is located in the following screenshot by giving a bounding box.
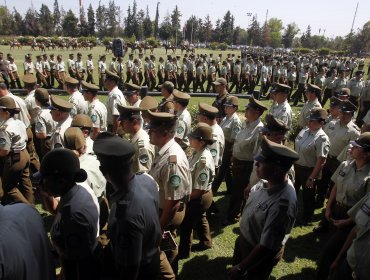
[53,0,62,35]
[159,14,173,41]
[268,18,283,48]
[12,8,24,35]
[261,21,271,47]
[23,7,41,36]
[124,5,133,37]
[301,25,313,48]
[39,4,54,36]
[95,1,107,37]
[247,16,262,46]
[106,0,120,37]
[184,16,200,42]
[220,11,234,44]
[78,6,89,36]
[62,9,78,36]
[153,2,160,39]
[136,9,145,40]
[143,6,152,38]
[87,4,95,36]
[171,5,182,44]
[202,15,213,43]
[282,22,300,48]
[0,6,14,36]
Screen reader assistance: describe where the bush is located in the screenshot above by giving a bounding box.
[209,42,219,50]
[292,47,312,54]
[102,37,112,45]
[317,48,331,56]
[125,35,137,44]
[146,37,159,46]
[218,42,228,51]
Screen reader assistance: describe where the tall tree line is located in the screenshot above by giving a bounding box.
[1,0,369,53]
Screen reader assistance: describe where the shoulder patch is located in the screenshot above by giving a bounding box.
[91,115,97,123]
[198,172,208,182]
[139,154,149,164]
[177,126,184,134]
[233,126,240,133]
[169,175,181,188]
[169,155,177,164]
[0,138,6,145]
[36,121,43,130]
[210,148,217,157]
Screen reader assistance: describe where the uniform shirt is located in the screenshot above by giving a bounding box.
[67,59,75,71]
[220,112,242,143]
[43,60,51,72]
[130,129,155,173]
[49,59,56,70]
[260,65,268,82]
[297,99,322,128]
[298,71,308,84]
[294,128,330,167]
[50,116,72,149]
[175,108,192,149]
[79,153,106,198]
[68,90,88,117]
[9,62,18,73]
[346,192,370,280]
[232,118,263,161]
[50,184,99,260]
[24,62,35,74]
[75,60,84,73]
[331,160,370,207]
[98,61,106,74]
[86,59,94,70]
[314,74,326,89]
[189,148,215,191]
[89,98,107,132]
[24,90,40,124]
[106,86,126,126]
[324,120,360,157]
[348,78,364,98]
[269,100,292,128]
[209,123,225,168]
[0,203,56,280]
[149,139,191,208]
[109,61,117,72]
[86,136,94,155]
[0,118,28,151]
[35,108,56,136]
[56,61,65,72]
[239,180,297,251]
[35,61,42,73]
[9,93,31,128]
[323,76,336,90]
[332,77,348,93]
[108,173,161,269]
[287,71,296,82]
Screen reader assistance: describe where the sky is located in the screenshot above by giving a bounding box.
[8,0,370,38]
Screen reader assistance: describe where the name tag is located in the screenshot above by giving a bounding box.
[360,203,370,216]
[339,170,346,177]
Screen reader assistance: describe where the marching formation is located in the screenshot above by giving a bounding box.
[0,48,370,280]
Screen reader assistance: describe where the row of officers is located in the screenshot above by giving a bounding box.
[2,50,369,97]
[0,69,369,280]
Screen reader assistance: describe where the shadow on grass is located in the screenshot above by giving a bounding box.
[272,267,317,280]
[178,255,232,280]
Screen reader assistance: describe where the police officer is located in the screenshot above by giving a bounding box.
[93,132,161,280]
[105,70,126,133]
[356,79,370,126]
[125,53,134,83]
[224,97,267,225]
[347,70,364,107]
[49,95,73,149]
[86,53,95,84]
[212,78,229,123]
[213,96,241,194]
[294,108,330,225]
[65,76,88,117]
[81,81,107,140]
[173,90,192,150]
[269,83,293,128]
[178,123,215,258]
[0,96,33,205]
[158,81,175,114]
[124,83,142,107]
[140,96,159,131]
[67,53,76,78]
[296,84,322,129]
[34,88,55,158]
[117,105,155,173]
[147,111,191,279]
[326,97,342,123]
[316,132,370,279]
[38,148,100,280]
[71,114,95,155]
[98,54,107,90]
[229,137,299,280]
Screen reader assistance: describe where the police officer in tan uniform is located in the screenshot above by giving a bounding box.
[65,76,88,117]
[212,96,241,194]
[224,97,267,225]
[269,83,293,128]
[147,111,191,279]
[296,84,322,129]
[178,123,215,258]
[173,90,192,150]
[294,109,330,225]
[117,105,155,173]
[229,137,299,280]
[158,81,175,114]
[0,96,32,205]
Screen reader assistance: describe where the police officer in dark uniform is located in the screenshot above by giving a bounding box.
[212,78,229,123]
[229,137,299,280]
[94,132,161,280]
[158,81,175,114]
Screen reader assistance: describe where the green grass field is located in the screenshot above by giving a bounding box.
[6,46,368,279]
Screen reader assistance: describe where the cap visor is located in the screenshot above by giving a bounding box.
[33,171,42,180]
[350,140,362,148]
[253,154,267,163]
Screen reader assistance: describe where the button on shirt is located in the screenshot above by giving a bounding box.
[324,120,360,157]
[239,180,297,251]
[189,148,215,191]
[149,139,191,208]
[106,86,126,125]
[220,112,242,143]
[331,160,370,207]
[0,118,28,151]
[232,119,263,161]
[295,128,330,167]
[108,173,161,269]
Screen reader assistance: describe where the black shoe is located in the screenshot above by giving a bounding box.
[191,243,212,252]
[313,224,328,233]
[222,218,237,226]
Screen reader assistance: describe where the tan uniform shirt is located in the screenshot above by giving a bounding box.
[188,148,215,191]
[297,99,322,128]
[130,129,155,173]
[106,86,126,126]
[175,108,191,149]
[35,108,56,136]
[294,128,330,167]
[220,113,242,143]
[0,118,28,151]
[89,99,107,132]
[50,116,72,149]
[149,139,191,208]
[324,120,360,157]
[332,160,370,207]
[9,93,31,128]
[269,100,292,128]
[232,119,263,161]
[24,90,39,125]
[348,78,364,98]
[68,90,88,117]
[209,123,225,168]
